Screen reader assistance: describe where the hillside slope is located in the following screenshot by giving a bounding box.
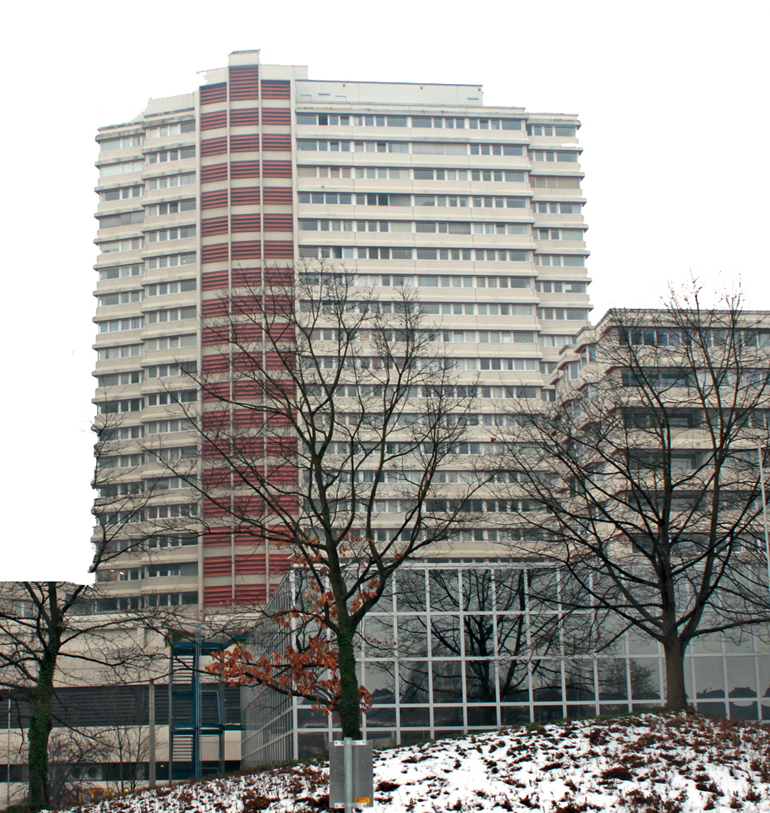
[62,713,770,813]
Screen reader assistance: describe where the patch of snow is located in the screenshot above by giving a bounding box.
[57,713,770,813]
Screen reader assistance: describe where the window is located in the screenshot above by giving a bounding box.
[100,135,143,151]
[298,192,353,205]
[527,124,577,137]
[470,144,524,156]
[147,147,195,164]
[533,201,582,214]
[98,264,141,280]
[530,150,579,163]
[471,169,527,182]
[478,357,537,371]
[147,504,197,519]
[145,334,196,351]
[98,397,142,414]
[625,328,683,347]
[412,142,468,155]
[472,196,527,208]
[530,175,581,189]
[411,116,466,129]
[157,446,197,462]
[146,279,196,296]
[100,186,142,202]
[468,117,523,130]
[538,308,590,321]
[146,417,196,435]
[100,453,143,470]
[298,165,353,178]
[146,306,196,323]
[412,168,469,181]
[146,199,196,216]
[147,173,195,190]
[98,211,144,228]
[420,302,534,317]
[100,238,142,254]
[146,252,196,270]
[536,228,584,240]
[98,290,143,307]
[98,317,143,333]
[535,254,586,267]
[148,534,197,549]
[147,225,196,243]
[473,223,529,235]
[97,371,142,387]
[147,565,182,578]
[146,390,196,406]
[146,121,195,138]
[100,161,143,177]
[540,334,575,348]
[362,193,411,206]
[146,362,196,379]
[537,281,587,294]
[297,139,352,152]
[97,344,142,360]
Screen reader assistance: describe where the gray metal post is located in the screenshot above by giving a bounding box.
[758,439,770,599]
[148,679,156,789]
[193,627,202,778]
[168,645,174,785]
[6,696,10,806]
[218,681,226,775]
[344,737,353,813]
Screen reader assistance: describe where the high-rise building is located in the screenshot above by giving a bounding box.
[92,50,591,611]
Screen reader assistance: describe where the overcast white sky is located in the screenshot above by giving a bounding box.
[1,0,767,582]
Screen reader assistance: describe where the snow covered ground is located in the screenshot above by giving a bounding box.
[61,713,770,813]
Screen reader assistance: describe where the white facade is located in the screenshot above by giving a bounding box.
[92,50,591,611]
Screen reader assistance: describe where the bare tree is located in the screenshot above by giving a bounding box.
[0,417,170,810]
[173,262,482,738]
[497,286,770,710]
[46,730,111,808]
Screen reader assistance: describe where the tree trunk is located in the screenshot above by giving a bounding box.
[28,651,56,810]
[662,636,689,710]
[336,620,362,739]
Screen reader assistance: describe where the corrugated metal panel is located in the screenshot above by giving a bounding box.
[262,187,292,205]
[259,81,291,99]
[200,83,227,104]
[232,268,262,286]
[201,137,227,156]
[234,584,267,604]
[264,240,294,258]
[229,66,260,100]
[201,190,229,209]
[260,108,291,125]
[263,214,293,231]
[203,529,232,546]
[201,271,230,291]
[203,586,234,606]
[230,108,260,126]
[231,187,261,206]
[231,241,261,259]
[200,110,228,130]
[201,298,230,317]
[264,266,295,285]
[262,160,292,178]
[231,215,261,233]
[201,163,228,183]
[230,134,260,152]
[261,134,292,151]
[201,217,229,236]
[201,244,229,263]
[230,161,261,179]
